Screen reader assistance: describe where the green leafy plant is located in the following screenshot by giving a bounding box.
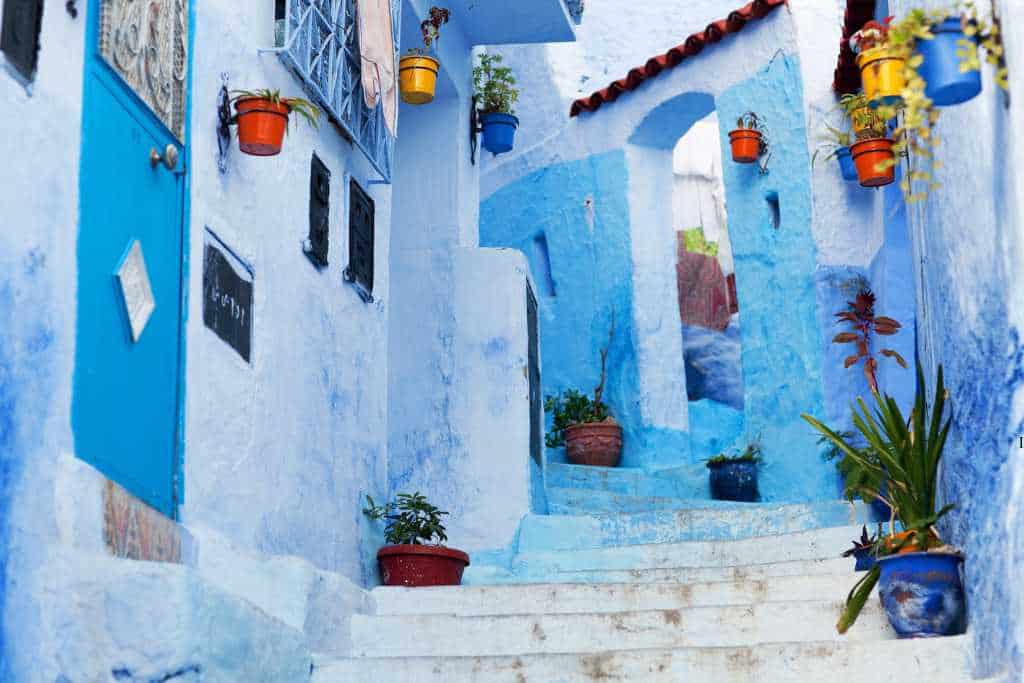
[811,122,854,167]
[832,287,905,394]
[874,4,1008,202]
[734,111,763,131]
[473,52,520,115]
[706,439,762,467]
[363,492,449,546]
[838,93,886,140]
[230,89,320,129]
[802,361,954,632]
[544,312,616,448]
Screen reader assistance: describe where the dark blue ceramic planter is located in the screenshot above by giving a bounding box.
[877,552,966,638]
[852,548,876,572]
[480,112,519,155]
[918,17,982,106]
[836,147,858,181]
[708,461,759,502]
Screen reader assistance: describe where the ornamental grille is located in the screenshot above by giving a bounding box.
[278,0,400,181]
[99,0,189,140]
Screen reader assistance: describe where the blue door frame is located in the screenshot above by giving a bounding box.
[73,0,193,518]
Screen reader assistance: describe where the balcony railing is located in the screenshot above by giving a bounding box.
[274,0,401,182]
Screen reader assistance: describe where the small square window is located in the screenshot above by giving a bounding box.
[2,0,44,82]
[344,179,374,302]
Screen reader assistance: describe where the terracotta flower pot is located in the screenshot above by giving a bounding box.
[851,137,896,187]
[564,422,622,467]
[377,545,470,587]
[235,97,291,156]
[728,129,762,163]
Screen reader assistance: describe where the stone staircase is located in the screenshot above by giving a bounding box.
[313,464,976,681]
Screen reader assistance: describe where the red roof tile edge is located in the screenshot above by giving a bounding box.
[569,0,788,118]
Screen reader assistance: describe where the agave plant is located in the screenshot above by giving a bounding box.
[230,89,320,129]
[802,361,954,633]
[832,288,905,395]
[841,525,880,559]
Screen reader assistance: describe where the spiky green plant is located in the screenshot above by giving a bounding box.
[230,89,320,129]
[802,361,955,632]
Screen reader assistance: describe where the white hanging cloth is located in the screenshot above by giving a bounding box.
[356,0,398,136]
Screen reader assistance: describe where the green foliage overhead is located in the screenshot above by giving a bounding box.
[683,227,719,257]
[363,492,449,546]
[544,389,610,448]
[473,52,520,115]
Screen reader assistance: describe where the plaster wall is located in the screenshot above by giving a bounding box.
[881,0,1024,677]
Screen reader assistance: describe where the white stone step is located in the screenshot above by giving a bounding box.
[314,636,974,682]
[350,600,896,657]
[371,573,862,616]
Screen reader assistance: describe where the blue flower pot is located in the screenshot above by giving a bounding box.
[877,552,966,638]
[480,112,519,155]
[918,17,982,106]
[836,146,858,181]
[707,461,759,502]
[852,548,876,572]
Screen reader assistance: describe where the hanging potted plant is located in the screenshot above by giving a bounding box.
[804,362,966,639]
[847,110,895,188]
[812,123,858,182]
[230,89,320,156]
[363,492,470,587]
[706,440,761,502]
[851,18,905,107]
[544,315,621,467]
[473,52,520,155]
[399,7,449,105]
[728,112,766,164]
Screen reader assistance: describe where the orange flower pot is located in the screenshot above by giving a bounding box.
[850,137,895,187]
[729,129,762,163]
[235,97,291,156]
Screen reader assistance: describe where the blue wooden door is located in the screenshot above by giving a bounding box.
[73,0,190,517]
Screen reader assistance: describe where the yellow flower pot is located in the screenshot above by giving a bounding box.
[857,46,905,107]
[399,55,440,105]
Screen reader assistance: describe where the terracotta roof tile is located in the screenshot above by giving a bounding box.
[569,0,786,117]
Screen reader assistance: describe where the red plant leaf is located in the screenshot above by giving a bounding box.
[833,332,860,344]
[835,311,859,322]
[874,316,901,328]
[880,349,908,368]
[844,354,861,368]
[874,326,898,336]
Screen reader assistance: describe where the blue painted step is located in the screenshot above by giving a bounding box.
[547,486,724,514]
[545,463,703,498]
[520,500,878,552]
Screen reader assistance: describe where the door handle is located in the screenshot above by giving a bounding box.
[150,144,180,171]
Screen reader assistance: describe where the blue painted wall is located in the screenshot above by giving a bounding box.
[715,54,834,501]
[480,150,691,471]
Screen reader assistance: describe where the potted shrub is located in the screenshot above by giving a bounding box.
[230,89,319,156]
[846,110,895,188]
[706,441,761,502]
[545,315,621,467]
[727,112,766,164]
[851,18,905,107]
[399,6,449,105]
[842,525,881,571]
[804,362,965,638]
[473,52,520,155]
[363,492,469,587]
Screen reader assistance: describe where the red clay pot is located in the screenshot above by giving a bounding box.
[728,129,762,163]
[851,137,896,188]
[235,97,291,156]
[377,545,470,587]
[564,422,623,467]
